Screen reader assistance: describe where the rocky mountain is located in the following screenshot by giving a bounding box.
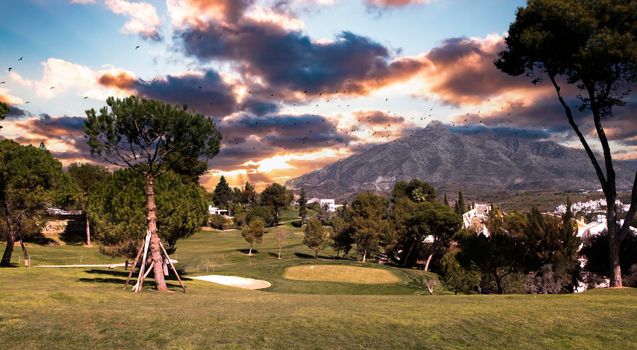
[287,122,634,200]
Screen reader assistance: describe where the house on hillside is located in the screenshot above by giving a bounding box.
[462,203,491,236]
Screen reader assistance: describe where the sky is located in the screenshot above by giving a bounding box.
[0,0,635,191]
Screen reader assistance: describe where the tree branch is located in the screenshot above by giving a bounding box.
[548,73,608,192]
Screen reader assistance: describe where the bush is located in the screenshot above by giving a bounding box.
[247,206,276,227]
[209,214,226,230]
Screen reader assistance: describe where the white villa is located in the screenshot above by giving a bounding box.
[462,203,491,236]
[208,206,228,216]
[308,198,343,213]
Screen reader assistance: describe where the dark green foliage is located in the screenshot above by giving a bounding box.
[213,176,234,209]
[85,96,221,178]
[0,140,68,266]
[68,163,109,196]
[456,208,529,294]
[304,217,330,258]
[247,206,275,227]
[391,179,436,203]
[455,192,466,215]
[209,214,226,230]
[390,183,461,269]
[241,182,258,206]
[524,207,581,293]
[298,188,307,221]
[88,170,208,257]
[441,252,481,294]
[330,215,354,258]
[350,192,389,262]
[443,193,449,207]
[260,183,291,224]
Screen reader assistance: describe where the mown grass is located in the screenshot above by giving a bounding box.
[1,223,636,349]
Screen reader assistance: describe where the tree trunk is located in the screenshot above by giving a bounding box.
[85,214,91,247]
[1,200,16,267]
[278,245,282,259]
[362,249,367,263]
[19,239,29,267]
[249,243,253,256]
[494,273,503,294]
[146,173,167,292]
[424,254,433,272]
[607,198,623,288]
[402,241,414,267]
[315,250,318,259]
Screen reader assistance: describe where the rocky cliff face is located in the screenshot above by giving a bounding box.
[287,122,634,200]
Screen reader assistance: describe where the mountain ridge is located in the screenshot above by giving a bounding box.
[286,122,634,200]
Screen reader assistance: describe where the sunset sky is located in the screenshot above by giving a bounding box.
[1,0,635,191]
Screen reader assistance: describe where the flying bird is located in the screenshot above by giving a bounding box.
[135,45,140,50]
[18,57,23,61]
[83,96,88,100]
[8,67,12,71]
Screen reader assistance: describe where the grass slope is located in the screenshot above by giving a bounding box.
[1,225,636,349]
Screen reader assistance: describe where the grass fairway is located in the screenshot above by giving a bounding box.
[283,265,401,284]
[1,229,636,349]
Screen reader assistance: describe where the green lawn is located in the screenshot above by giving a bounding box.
[1,227,636,349]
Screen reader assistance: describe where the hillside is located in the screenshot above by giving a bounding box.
[287,122,634,200]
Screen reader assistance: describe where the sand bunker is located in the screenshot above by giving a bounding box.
[192,275,271,290]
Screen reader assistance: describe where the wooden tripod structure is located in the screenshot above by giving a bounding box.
[124,230,186,293]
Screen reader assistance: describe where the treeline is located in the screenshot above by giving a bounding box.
[0,141,210,267]
[209,176,294,228]
[300,180,637,294]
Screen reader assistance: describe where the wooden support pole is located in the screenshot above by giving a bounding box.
[124,242,145,289]
[134,231,152,293]
[159,241,186,293]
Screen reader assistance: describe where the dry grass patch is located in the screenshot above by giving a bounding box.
[283,265,401,284]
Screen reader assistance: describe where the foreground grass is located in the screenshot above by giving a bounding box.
[0,268,635,349]
[1,228,636,349]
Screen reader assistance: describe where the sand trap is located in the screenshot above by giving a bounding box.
[192,275,271,290]
[283,265,400,284]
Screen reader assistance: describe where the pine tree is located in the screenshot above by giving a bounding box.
[443,193,449,207]
[298,188,307,221]
[456,192,466,215]
[213,176,233,209]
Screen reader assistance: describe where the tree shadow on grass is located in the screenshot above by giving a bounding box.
[79,269,192,287]
[236,248,259,255]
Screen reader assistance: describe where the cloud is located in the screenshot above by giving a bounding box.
[11,58,134,100]
[354,110,405,126]
[104,0,162,40]
[172,0,426,99]
[70,0,96,3]
[0,88,24,105]
[421,34,552,106]
[364,0,432,9]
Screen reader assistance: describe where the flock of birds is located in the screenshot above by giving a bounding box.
[3,45,589,157]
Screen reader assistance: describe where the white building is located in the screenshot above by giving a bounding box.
[208,206,228,216]
[462,203,491,236]
[308,198,343,213]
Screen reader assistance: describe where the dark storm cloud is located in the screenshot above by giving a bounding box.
[178,21,424,97]
[134,71,239,117]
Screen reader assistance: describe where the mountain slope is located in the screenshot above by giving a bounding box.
[286,122,634,200]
